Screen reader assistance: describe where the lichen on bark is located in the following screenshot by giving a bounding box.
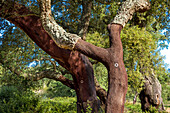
[39,0,81,50]
[112,0,150,27]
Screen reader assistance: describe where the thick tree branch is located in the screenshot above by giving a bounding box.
[111,0,150,27]
[74,39,109,65]
[38,0,80,50]
[77,0,92,40]
[38,0,109,64]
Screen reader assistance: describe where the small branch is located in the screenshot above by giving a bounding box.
[26,69,75,89]
[77,0,92,40]
[0,55,21,76]
[94,0,113,5]
[133,92,139,104]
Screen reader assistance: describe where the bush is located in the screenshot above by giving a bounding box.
[125,102,143,113]
[0,85,39,113]
[35,97,77,113]
[0,86,77,113]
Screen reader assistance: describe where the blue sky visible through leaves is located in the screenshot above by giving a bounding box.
[0,31,169,69]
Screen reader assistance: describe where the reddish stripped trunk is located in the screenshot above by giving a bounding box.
[0,0,150,112]
[0,2,99,112]
[75,24,128,113]
[106,24,128,113]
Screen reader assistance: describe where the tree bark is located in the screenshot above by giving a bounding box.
[105,24,128,113]
[0,1,99,112]
[139,70,165,112]
[0,0,151,112]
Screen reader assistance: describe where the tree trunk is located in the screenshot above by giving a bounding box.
[105,24,128,113]
[0,0,151,112]
[139,70,165,112]
[0,1,99,112]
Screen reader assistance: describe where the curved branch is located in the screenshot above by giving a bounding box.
[27,69,75,89]
[38,0,109,64]
[38,0,81,50]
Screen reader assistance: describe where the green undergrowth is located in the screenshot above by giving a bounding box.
[37,97,77,113]
[125,102,169,113]
[125,102,143,113]
[0,85,169,113]
[0,85,77,113]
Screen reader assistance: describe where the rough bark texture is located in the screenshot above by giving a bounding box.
[0,0,151,112]
[0,1,100,112]
[105,24,128,113]
[38,0,80,50]
[112,0,150,27]
[139,71,165,112]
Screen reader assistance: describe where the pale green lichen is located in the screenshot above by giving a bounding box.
[39,0,80,50]
[112,0,150,27]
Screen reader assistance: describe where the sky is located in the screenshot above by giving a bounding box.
[160,29,170,69]
[160,46,170,69]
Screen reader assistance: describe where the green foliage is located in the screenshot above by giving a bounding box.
[93,62,108,90]
[0,85,77,113]
[120,25,168,99]
[0,85,39,113]
[40,79,76,98]
[125,102,143,113]
[145,106,159,113]
[35,97,77,113]
[157,70,170,104]
[86,31,109,48]
[0,0,169,112]
[86,103,93,113]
